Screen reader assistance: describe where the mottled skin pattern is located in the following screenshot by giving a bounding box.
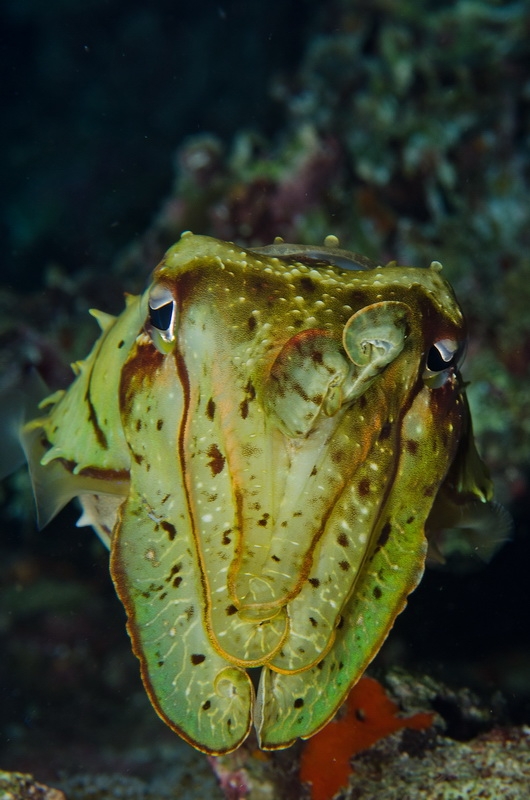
[22,232,498,754]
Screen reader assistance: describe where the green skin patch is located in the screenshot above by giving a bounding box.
[22,233,500,754]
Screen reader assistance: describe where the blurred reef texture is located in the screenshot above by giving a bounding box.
[1,0,530,798]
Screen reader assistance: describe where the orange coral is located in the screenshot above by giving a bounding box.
[299,676,433,800]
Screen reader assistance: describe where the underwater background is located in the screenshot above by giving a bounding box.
[1,0,529,797]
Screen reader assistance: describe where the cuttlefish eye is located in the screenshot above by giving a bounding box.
[423,338,465,387]
[147,285,178,352]
[150,300,173,332]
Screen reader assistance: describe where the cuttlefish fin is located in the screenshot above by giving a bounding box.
[21,420,128,530]
[425,399,511,568]
[426,497,512,567]
[0,368,49,481]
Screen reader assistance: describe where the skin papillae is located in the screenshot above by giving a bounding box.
[21,232,502,754]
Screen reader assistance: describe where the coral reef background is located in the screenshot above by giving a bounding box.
[1,0,529,797]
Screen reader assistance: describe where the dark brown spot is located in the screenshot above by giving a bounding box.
[206,397,216,420]
[185,605,194,620]
[339,560,350,571]
[258,513,270,527]
[311,350,323,365]
[311,393,323,405]
[248,315,257,331]
[310,465,317,476]
[337,532,349,547]
[292,380,310,402]
[118,339,125,349]
[245,380,256,401]
[299,276,315,293]
[358,478,370,496]
[294,698,304,708]
[173,576,182,588]
[133,452,144,465]
[136,418,142,431]
[157,418,164,430]
[424,485,435,497]
[202,700,211,710]
[373,586,382,599]
[226,604,238,616]
[293,511,303,517]
[222,530,232,545]
[377,521,392,548]
[206,443,225,476]
[309,578,320,588]
[309,617,317,628]
[271,554,281,562]
[336,615,344,629]
[379,421,392,439]
[238,379,257,418]
[159,591,167,600]
[338,661,344,670]
[85,387,109,450]
[191,654,206,665]
[316,660,325,670]
[161,520,177,541]
[157,660,164,667]
[240,397,249,419]
[331,449,344,464]
[406,515,415,525]
[69,463,130,483]
[406,439,419,455]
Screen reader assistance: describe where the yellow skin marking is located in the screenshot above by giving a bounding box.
[21,233,502,754]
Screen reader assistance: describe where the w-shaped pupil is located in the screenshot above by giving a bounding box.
[426,343,452,372]
[149,301,174,332]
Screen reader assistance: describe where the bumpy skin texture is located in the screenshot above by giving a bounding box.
[22,233,496,754]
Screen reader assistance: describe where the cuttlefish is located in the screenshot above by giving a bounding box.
[14,232,506,753]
